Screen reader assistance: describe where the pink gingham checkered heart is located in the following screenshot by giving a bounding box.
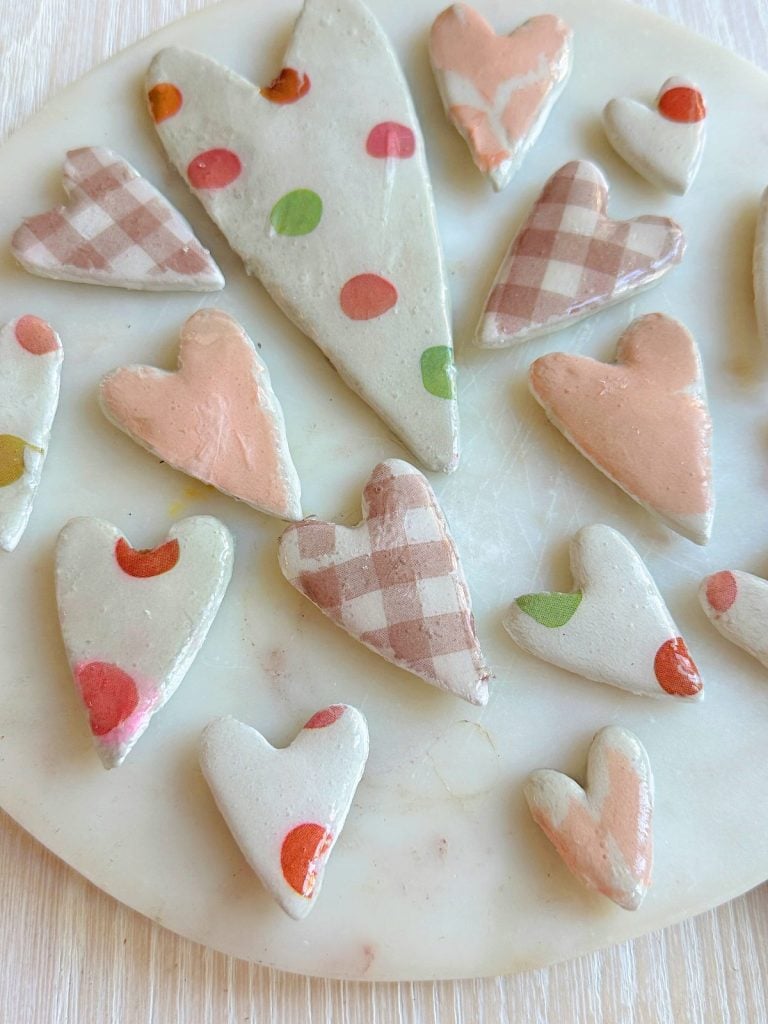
[476,160,685,346]
[12,147,223,291]
[278,460,490,705]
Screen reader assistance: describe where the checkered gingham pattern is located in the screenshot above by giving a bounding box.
[278,460,490,706]
[11,147,223,291]
[478,160,685,346]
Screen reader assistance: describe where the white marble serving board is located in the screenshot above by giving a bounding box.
[0,0,767,983]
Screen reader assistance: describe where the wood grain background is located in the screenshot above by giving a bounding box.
[2,1,767,1021]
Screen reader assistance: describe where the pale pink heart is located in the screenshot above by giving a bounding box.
[529,313,713,544]
[100,308,301,520]
[429,4,572,190]
[525,727,654,911]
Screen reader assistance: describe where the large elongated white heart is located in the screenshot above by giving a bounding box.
[0,316,62,552]
[525,726,654,911]
[56,516,233,768]
[504,524,703,699]
[603,78,707,195]
[200,706,369,920]
[12,147,224,291]
[700,569,768,670]
[278,459,490,705]
[100,309,302,521]
[429,3,572,191]
[146,0,459,473]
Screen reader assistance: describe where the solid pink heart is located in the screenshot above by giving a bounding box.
[99,308,302,520]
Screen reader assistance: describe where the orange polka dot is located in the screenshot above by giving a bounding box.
[261,68,311,104]
[15,315,58,355]
[705,571,737,614]
[304,705,346,729]
[75,662,139,736]
[340,274,398,320]
[659,86,706,123]
[187,149,242,190]
[280,823,333,897]
[115,537,180,577]
[654,637,702,697]
[148,83,183,123]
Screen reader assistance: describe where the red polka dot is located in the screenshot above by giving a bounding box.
[148,82,182,123]
[75,662,139,736]
[261,68,311,104]
[654,637,702,697]
[340,274,398,320]
[366,122,416,159]
[281,823,333,897]
[659,86,706,123]
[187,149,242,190]
[14,315,59,355]
[304,705,346,729]
[705,571,737,614]
[115,537,180,578]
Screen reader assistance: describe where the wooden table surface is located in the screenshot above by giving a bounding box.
[2,1,767,1021]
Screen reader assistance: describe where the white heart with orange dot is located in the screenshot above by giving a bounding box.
[0,316,63,552]
[200,706,369,920]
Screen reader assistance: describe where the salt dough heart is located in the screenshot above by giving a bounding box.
[700,569,768,671]
[476,160,685,346]
[603,77,707,195]
[11,147,223,291]
[754,188,768,352]
[525,726,654,911]
[429,3,572,191]
[100,308,302,521]
[0,316,62,552]
[56,516,233,768]
[278,459,490,704]
[504,524,703,699]
[529,313,714,544]
[146,0,459,473]
[200,706,369,919]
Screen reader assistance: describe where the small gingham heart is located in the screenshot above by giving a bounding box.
[11,147,223,291]
[476,160,685,346]
[278,459,490,704]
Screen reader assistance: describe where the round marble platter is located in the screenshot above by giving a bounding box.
[1,0,767,983]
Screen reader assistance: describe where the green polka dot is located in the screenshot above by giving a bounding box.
[0,434,40,487]
[270,189,323,236]
[515,591,582,628]
[420,346,455,399]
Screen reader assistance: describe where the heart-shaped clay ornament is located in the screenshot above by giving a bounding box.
[525,726,654,911]
[200,706,369,920]
[700,569,768,671]
[505,524,703,699]
[0,316,62,552]
[529,313,714,544]
[476,160,685,346]
[12,147,224,291]
[100,308,302,521]
[429,3,572,192]
[278,459,490,704]
[603,77,707,195]
[146,0,459,473]
[56,516,233,768]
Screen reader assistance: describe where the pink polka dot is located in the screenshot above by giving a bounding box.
[706,571,738,613]
[187,149,242,190]
[15,315,59,355]
[75,661,139,736]
[304,705,346,729]
[340,274,398,320]
[366,122,416,159]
